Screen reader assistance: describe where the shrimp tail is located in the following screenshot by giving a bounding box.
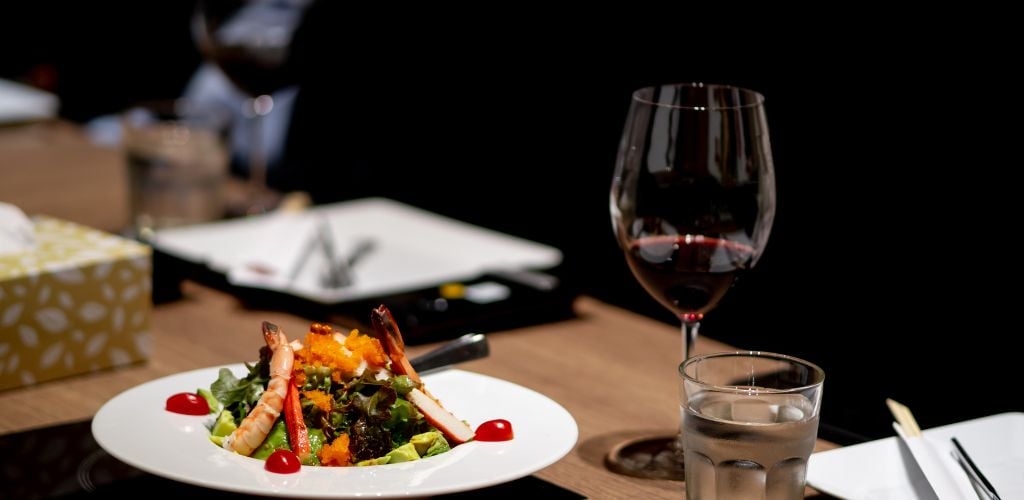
[370,305,421,384]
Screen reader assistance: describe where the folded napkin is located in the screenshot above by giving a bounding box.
[0,202,37,256]
[893,422,978,500]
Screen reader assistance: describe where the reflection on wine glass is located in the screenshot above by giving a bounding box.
[192,0,311,214]
[608,83,776,479]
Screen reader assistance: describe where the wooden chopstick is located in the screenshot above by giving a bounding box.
[886,398,922,437]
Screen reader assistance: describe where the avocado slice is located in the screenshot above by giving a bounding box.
[384,443,420,463]
[251,419,290,460]
[210,410,237,437]
[197,388,220,414]
[409,431,443,456]
[356,455,392,466]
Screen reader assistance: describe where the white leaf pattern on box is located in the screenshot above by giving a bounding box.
[18,324,38,347]
[109,348,131,366]
[79,302,107,323]
[93,262,113,279]
[135,332,152,357]
[112,307,124,332]
[40,341,63,369]
[85,333,108,358]
[37,284,50,304]
[121,285,140,302]
[2,302,23,326]
[34,307,69,333]
[57,291,73,309]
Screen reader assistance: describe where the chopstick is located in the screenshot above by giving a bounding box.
[951,437,1002,500]
[885,398,922,437]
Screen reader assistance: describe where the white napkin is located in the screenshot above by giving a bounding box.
[893,422,978,500]
[0,202,37,256]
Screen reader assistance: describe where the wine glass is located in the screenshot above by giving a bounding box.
[191,0,311,214]
[608,83,776,479]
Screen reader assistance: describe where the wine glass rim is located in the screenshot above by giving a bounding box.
[632,83,765,110]
[679,350,825,393]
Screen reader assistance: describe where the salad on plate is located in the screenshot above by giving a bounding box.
[169,305,493,473]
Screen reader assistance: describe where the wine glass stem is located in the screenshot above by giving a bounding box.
[675,318,701,458]
[248,101,267,194]
[681,319,701,362]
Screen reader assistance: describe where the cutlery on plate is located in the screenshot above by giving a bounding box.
[315,219,376,289]
[409,333,489,374]
[951,437,1002,500]
[887,398,988,500]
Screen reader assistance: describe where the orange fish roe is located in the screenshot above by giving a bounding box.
[292,329,388,382]
[303,389,333,413]
[344,329,388,367]
[319,434,352,466]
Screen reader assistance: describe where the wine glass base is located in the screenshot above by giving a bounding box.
[605,435,685,481]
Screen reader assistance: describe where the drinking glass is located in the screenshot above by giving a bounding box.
[608,83,776,479]
[680,351,824,499]
[191,0,311,214]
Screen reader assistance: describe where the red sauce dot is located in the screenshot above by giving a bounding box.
[165,392,209,415]
[474,419,514,441]
[265,449,302,474]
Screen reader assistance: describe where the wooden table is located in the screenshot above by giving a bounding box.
[0,281,837,498]
[1,121,836,497]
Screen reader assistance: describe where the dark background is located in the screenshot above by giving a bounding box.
[3,3,1019,444]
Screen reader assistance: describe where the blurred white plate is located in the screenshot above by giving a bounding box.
[93,366,578,498]
[807,412,1024,499]
[152,197,562,303]
[0,78,58,124]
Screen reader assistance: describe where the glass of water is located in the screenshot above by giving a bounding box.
[680,351,824,499]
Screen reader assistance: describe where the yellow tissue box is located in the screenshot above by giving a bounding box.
[0,216,151,391]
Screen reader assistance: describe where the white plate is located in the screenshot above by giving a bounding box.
[93,366,578,498]
[807,412,1024,499]
[151,198,563,304]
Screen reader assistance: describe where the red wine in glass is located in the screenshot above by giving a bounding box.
[626,235,754,317]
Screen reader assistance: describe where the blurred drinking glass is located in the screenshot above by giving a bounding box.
[121,99,229,240]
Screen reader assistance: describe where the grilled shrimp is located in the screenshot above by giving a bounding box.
[370,305,420,384]
[222,321,294,456]
[370,305,475,444]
